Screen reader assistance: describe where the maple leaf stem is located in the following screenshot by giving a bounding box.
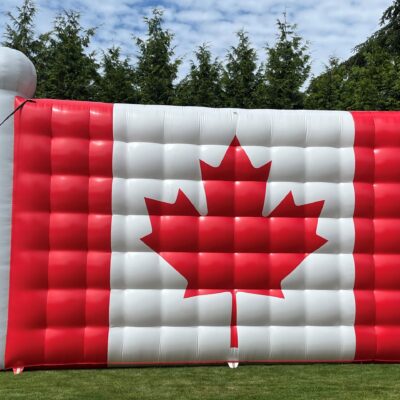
[230,290,238,348]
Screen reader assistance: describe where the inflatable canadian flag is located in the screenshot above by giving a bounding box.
[0,47,399,370]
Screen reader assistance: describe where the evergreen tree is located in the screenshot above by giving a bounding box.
[2,0,38,59]
[263,14,310,109]
[221,30,262,108]
[341,45,400,110]
[135,9,181,104]
[379,0,400,51]
[307,0,400,111]
[305,56,345,110]
[95,47,138,103]
[175,44,222,107]
[35,11,98,100]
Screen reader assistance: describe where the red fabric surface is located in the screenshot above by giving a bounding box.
[5,98,113,368]
[353,112,400,361]
[5,103,400,368]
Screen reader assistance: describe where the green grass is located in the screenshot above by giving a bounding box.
[1,364,400,400]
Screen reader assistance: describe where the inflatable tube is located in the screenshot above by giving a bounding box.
[0,47,399,369]
[0,48,36,370]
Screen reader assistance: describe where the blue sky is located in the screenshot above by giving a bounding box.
[0,0,393,79]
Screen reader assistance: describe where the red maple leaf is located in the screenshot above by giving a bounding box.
[141,136,327,348]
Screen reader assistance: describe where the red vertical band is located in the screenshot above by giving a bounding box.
[5,98,113,368]
[353,111,400,361]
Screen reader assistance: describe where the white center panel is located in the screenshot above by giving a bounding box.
[108,105,356,364]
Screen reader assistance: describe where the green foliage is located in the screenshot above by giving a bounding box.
[262,14,311,109]
[343,46,400,110]
[221,30,262,108]
[175,44,223,107]
[135,9,181,105]
[2,0,38,59]
[95,47,138,103]
[373,0,400,53]
[381,0,400,26]
[4,0,400,110]
[306,0,400,111]
[35,11,98,100]
[305,57,345,110]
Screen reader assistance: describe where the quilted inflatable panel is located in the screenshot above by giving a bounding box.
[1,48,400,369]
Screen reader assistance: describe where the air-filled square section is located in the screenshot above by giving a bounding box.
[375,327,400,360]
[87,251,112,289]
[16,211,50,251]
[375,147,400,182]
[89,140,113,176]
[353,218,375,253]
[47,288,86,327]
[198,253,234,292]
[373,113,400,147]
[18,134,51,174]
[202,181,235,216]
[374,290,400,325]
[198,216,234,252]
[269,217,305,253]
[16,173,50,212]
[51,137,89,175]
[88,177,112,214]
[234,181,267,216]
[44,327,85,364]
[353,183,374,217]
[374,183,400,217]
[88,214,112,250]
[374,219,400,253]
[353,147,374,182]
[353,254,374,290]
[89,107,113,140]
[234,253,270,291]
[50,175,88,212]
[49,213,88,250]
[48,250,87,288]
[234,217,269,253]
[51,106,90,138]
[374,255,400,289]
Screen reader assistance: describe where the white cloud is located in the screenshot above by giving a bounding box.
[0,0,392,80]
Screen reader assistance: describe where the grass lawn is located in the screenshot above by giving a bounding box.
[1,364,400,400]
